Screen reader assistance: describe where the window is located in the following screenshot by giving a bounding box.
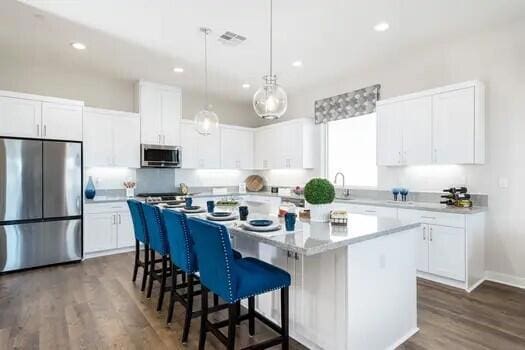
[326,113,377,187]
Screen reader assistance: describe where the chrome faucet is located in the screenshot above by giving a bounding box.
[334,172,350,198]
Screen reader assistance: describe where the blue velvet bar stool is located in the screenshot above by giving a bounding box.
[142,203,179,311]
[127,199,150,291]
[162,209,243,344]
[188,217,291,350]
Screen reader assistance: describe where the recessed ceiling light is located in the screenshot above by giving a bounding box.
[173,67,184,73]
[70,42,87,50]
[292,60,303,67]
[242,83,251,89]
[373,22,390,32]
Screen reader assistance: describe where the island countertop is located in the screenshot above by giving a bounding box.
[195,212,421,256]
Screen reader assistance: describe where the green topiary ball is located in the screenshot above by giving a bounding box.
[304,178,335,205]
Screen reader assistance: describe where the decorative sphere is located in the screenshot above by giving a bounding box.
[194,108,219,136]
[253,80,287,120]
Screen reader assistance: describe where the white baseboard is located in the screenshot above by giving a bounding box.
[485,271,525,290]
[83,246,135,259]
[388,327,419,350]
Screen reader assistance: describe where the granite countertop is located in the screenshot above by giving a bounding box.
[84,191,486,214]
[169,210,420,256]
[332,198,487,214]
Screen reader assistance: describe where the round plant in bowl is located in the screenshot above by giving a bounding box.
[304,178,335,222]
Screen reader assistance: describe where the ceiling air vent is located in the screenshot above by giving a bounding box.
[218,31,247,46]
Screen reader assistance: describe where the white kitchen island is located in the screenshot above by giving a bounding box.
[227,213,421,350]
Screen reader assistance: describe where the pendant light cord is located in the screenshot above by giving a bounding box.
[204,29,209,109]
[269,0,273,78]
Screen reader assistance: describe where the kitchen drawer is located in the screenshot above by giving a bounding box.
[336,203,398,219]
[398,209,465,228]
[84,202,128,214]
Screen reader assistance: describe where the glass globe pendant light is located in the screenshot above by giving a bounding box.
[194,27,219,136]
[253,0,287,120]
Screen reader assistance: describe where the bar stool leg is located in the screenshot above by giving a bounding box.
[236,301,241,325]
[199,287,209,350]
[181,274,194,343]
[146,249,155,298]
[281,287,290,350]
[213,294,219,306]
[227,303,238,350]
[141,244,149,292]
[132,240,140,282]
[157,255,168,311]
[248,296,255,336]
[166,263,177,324]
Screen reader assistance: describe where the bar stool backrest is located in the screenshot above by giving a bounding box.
[142,203,170,256]
[187,217,238,303]
[162,209,196,273]
[127,199,148,244]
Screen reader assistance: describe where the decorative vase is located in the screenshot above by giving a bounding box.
[126,188,135,198]
[309,204,331,222]
[85,176,96,199]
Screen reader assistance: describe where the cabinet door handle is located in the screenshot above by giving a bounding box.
[429,227,433,241]
[112,214,116,225]
[36,124,40,137]
[422,226,426,240]
[294,252,299,260]
[433,149,437,162]
[398,151,402,164]
[118,214,121,224]
[365,209,377,213]
[287,251,292,258]
[43,125,47,137]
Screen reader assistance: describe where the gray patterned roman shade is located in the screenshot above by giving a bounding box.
[314,84,381,124]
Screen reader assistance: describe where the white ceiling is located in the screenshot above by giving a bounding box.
[3,0,525,103]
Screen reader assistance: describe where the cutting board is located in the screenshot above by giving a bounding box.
[245,175,264,192]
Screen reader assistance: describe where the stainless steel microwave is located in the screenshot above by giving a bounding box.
[141,144,182,168]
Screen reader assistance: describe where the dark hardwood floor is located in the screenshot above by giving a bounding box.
[1,252,524,350]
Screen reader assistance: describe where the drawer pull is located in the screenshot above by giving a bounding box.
[365,210,377,213]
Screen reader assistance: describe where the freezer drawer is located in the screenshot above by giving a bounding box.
[43,141,82,218]
[0,138,43,221]
[0,219,81,272]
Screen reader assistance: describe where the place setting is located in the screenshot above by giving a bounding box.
[179,197,206,214]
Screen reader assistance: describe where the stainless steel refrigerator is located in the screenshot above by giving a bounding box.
[0,138,82,272]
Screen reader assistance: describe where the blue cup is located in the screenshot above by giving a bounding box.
[185,197,193,208]
[239,206,249,221]
[206,200,215,213]
[285,213,297,231]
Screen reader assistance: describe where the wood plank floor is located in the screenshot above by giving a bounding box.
[1,252,524,350]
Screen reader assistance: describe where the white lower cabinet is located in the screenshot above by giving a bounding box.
[84,203,135,254]
[427,224,465,281]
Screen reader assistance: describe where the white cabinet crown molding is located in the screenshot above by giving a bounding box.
[84,106,139,118]
[377,80,484,106]
[0,89,84,106]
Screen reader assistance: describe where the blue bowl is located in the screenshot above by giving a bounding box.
[184,206,201,211]
[249,219,273,227]
[212,212,230,217]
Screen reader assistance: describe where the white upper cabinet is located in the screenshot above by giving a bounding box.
[0,91,84,141]
[0,96,42,138]
[221,125,254,169]
[135,81,181,146]
[42,102,83,141]
[432,86,481,164]
[377,81,484,166]
[83,107,140,168]
[180,120,221,169]
[376,102,403,166]
[254,118,315,169]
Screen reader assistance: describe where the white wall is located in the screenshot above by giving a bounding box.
[0,54,255,124]
[280,19,525,283]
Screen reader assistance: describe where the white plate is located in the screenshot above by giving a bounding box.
[206,213,238,221]
[241,222,282,232]
[181,207,206,214]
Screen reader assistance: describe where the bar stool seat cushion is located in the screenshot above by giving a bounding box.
[233,257,291,300]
